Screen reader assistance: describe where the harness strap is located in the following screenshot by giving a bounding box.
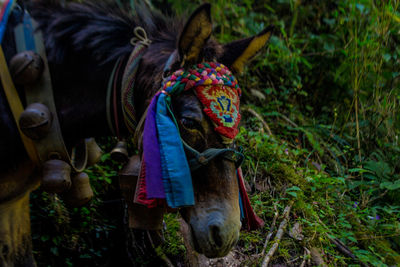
[106,57,121,136]
[182,139,244,171]
[13,10,87,171]
[121,26,151,134]
[0,47,39,164]
[112,59,124,138]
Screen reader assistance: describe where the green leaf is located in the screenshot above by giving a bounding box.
[41,235,49,242]
[383,53,391,62]
[286,186,302,191]
[347,236,358,243]
[348,168,371,174]
[79,254,92,259]
[347,180,366,190]
[50,247,58,256]
[380,180,400,190]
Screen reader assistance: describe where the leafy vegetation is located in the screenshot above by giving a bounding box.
[31,140,131,266]
[30,0,400,266]
[214,0,400,265]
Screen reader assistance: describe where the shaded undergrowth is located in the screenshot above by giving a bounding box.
[30,0,400,266]
[159,0,400,266]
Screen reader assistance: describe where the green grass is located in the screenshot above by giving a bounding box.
[30,0,400,266]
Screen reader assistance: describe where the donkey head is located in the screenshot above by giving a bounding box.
[167,5,273,257]
[138,4,273,258]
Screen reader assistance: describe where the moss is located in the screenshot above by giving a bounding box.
[162,214,186,257]
[238,229,264,253]
[268,162,305,189]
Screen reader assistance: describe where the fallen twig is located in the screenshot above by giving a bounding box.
[331,237,356,259]
[299,247,309,267]
[261,204,279,256]
[261,201,293,267]
[241,106,273,137]
[329,237,369,267]
[279,113,298,128]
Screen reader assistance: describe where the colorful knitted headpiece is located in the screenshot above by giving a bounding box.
[141,62,241,208]
[163,62,241,142]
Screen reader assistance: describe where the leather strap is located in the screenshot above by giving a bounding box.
[13,11,87,171]
[181,138,244,171]
[0,46,39,164]
[106,57,121,137]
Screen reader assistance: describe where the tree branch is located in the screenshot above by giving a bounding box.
[261,202,293,267]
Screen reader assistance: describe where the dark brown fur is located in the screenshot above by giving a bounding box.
[0,0,272,262]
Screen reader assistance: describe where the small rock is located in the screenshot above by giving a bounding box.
[289,222,304,241]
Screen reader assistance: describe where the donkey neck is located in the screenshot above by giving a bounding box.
[49,56,120,143]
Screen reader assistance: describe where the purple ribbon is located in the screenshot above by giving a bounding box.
[142,92,165,198]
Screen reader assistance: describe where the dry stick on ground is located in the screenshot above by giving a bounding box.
[261,201,294,267]
[329,237,369,267]
[261,204,279,257]
[241,107,273,137]
[330,238,357,260]
[299,247,309,267]
[278,113,298,128]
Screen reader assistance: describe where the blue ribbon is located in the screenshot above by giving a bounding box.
[237,171,245,221]
[155,92,194,208]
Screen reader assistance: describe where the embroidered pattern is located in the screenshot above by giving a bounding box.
[162,62,241,140]
[195,85,240,139]
[121,44,147,133]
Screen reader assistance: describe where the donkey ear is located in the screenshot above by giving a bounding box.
[219,26,274,73]
[178,4,212,65]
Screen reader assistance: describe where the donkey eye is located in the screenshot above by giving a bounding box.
[181,117,200,130]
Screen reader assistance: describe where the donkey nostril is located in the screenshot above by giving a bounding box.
[210,225,223,248]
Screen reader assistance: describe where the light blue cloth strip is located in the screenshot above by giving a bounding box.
[0,0,15,44]
[13,23,25,52]
[156,93,194,208]
[14,10,40,54]
[22,10,35,51]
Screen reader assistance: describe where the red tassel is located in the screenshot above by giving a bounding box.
[134,159,163,208]
[237,167,264,230]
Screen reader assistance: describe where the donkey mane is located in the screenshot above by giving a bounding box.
[30,1,223,112]
[30,1,182,64]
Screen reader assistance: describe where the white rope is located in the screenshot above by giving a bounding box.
[130,26,152,47]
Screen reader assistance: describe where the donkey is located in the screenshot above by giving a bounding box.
[0,1,272,265]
